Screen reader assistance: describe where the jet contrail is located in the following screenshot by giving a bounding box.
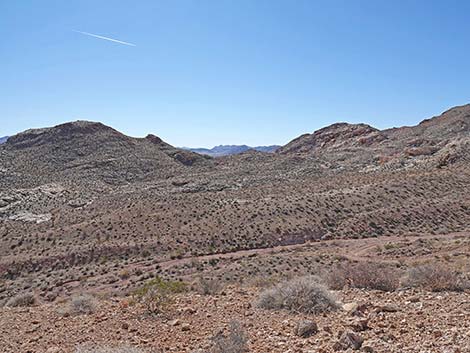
[73,30,136,46]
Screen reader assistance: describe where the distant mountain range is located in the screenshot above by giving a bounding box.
[184,145,280,157]
[0,136,8,144]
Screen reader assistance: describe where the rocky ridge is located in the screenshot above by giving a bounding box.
[278,104,470,170]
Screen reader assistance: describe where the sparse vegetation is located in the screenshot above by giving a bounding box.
[210,320,248,353]
[69,294,97,315]
[5,292,35,307]
[2,106,470,351]
[194,277,222,295]
[402,263,468,292]
[256,276,339,314]
[132,277,186,314]
[327,262,400,291]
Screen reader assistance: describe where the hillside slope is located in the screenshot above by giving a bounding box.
[0,105,469,308]
[278,104,470,170]
[0,121,211,189]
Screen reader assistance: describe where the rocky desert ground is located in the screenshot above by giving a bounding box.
[1,104,470,352]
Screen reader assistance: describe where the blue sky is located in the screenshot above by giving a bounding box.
[1,0,470,147]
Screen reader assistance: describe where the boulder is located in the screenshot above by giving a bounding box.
[333,330,364,351]
[294,320,318,338]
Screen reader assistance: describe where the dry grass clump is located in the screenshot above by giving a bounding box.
[5,292,36,307]
[248,275,280,289]
[402,263,468,292]
[327,262,400,291]
[211,320,248,353]
[75,345,147,353]
[69,294,97,315]
[194,277,222,295]
[256,276,339,314]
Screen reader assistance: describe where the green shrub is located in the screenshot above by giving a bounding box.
[133,277,186,314]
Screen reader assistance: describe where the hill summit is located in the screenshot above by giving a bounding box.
[1,120,210,188]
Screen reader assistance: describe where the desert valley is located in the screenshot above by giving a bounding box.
[0,104,469,353]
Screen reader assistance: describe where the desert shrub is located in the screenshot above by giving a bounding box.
[211,320,248,353]
[69,294,97,315]
[248,275,280,289]
[74,345,147,353]
[402,263,468,292]
[133,277,186,314]
[194,277,222,295]
[119,269,131,279]
[327,262,400,291]
[5,292,36,307]
[256,276,339,314]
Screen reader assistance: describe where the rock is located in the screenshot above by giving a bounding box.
[2,196,16,203]
[347,318,369,332]
[343,302,367,316]
[183,306,196,314]
[343,302,359,314]
[46,347,61,353]
[172,180,190,187]
[169,319,180,326]
[181,323,191,331]
[68,199,89,208]
[294,320,318,338]
[375,304,400,313]
[333,330,364,351]
[8,211,51,224]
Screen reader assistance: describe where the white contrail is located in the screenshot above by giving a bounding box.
[73,30,136,46]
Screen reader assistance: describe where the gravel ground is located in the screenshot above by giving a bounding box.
[1,287,469,353]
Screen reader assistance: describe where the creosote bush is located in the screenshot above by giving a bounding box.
[133,277,186,314]
[211,320,248,353]
[327,262,400,291]
[69,294,97,315]
[194,277,222,295]
[256,276,339,314]
[402,263,468,292]
[5,292,36,307]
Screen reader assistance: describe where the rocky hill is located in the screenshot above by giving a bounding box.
[278,104,470,170]
[277,123,386,154]
[0,136,7,144]
[0,121,211,189]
